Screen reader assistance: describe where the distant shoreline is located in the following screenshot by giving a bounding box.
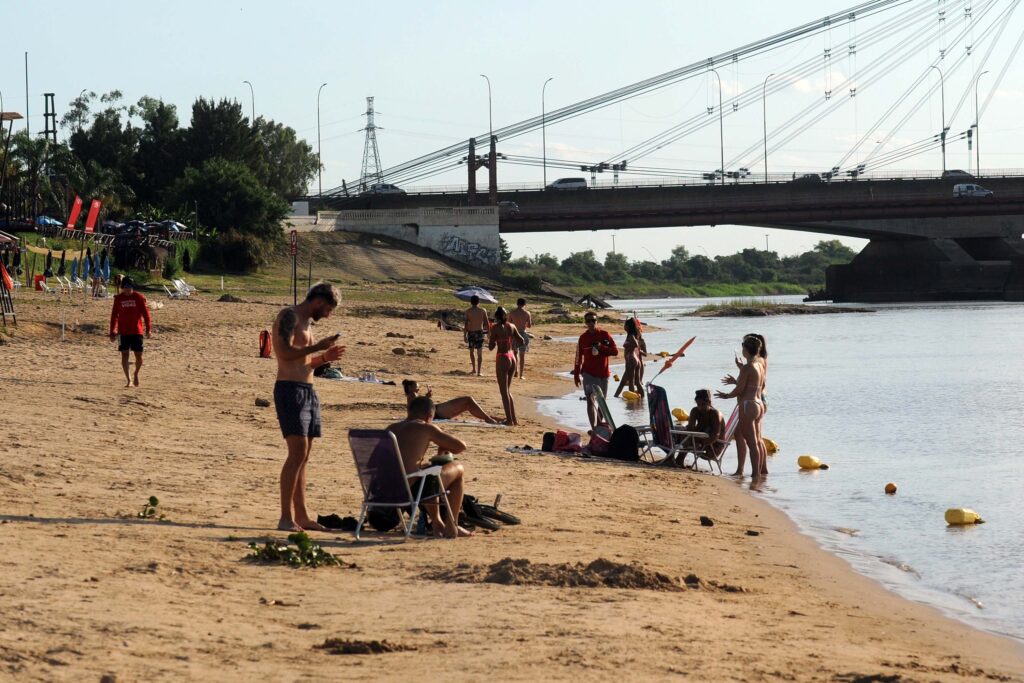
[688,302,875,317]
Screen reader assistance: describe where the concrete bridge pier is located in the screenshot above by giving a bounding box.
[826,236,1024,302]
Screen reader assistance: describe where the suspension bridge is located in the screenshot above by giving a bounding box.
[309,0,1024,302]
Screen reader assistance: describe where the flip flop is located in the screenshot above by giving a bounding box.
[477,504,520,525]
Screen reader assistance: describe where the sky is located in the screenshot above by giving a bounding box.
[5,0,1024,262]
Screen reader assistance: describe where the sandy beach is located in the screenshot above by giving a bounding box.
[1,291,1022,682]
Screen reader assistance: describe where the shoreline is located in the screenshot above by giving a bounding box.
[1,294,1021,681]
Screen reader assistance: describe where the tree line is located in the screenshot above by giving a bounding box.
[2,91,319,271]
[502,240,858,293]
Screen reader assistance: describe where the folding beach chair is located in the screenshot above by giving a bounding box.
[173,278,197,296]
[591,386,617,430]
[347,429,455,541]
[163,284,186,299]
[683,405,740,474]
[636,383,709,465]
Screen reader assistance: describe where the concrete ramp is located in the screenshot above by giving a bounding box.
[318,207,500,269]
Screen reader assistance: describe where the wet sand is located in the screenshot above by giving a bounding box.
[1,292,1021,681]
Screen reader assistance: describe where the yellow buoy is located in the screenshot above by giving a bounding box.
[798,455,822,470]
[657,351,670,357]
[884,482,898,495]
[763,438,779,455]
[613,374,621,382]
[622,390,642,401]
[672,407,689,422]
[945,508,984,525]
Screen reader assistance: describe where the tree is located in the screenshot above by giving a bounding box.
[603,251,629,280]
[134,97,184,207]
[813,239,857,261]
[167,157,288,241]
[253,119,319,199]
[560,250,604,281]
[182,98,259,172]
[499,237,512,262]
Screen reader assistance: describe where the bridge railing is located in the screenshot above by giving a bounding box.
[374,167,1024,197]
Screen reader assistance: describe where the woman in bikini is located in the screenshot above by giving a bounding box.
[402,379,499,424]
[716,335,765,477]
[488,306,525,426]
[721,333,769,475]
[613,317,643,397]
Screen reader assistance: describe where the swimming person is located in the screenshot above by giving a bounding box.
[464,295,489,376]
[272,282,345,532]
[716,335,765,478]
[401,379,499,424]
[108,276,152,388]
[508,298,533,379]
[488,306,525,426]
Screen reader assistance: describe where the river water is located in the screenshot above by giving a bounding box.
[537,295,1024,642]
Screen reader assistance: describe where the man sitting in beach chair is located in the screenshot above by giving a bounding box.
[386,396,474,538]
[683,389,726,464]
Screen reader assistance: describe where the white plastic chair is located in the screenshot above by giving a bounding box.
[347,429,455,541]
[163,284,186,299]
[174,278,196,296]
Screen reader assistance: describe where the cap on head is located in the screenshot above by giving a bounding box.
[120,276,135,289]
[695,388,711,402]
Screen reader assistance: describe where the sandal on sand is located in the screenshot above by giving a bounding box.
[477,504,520,525]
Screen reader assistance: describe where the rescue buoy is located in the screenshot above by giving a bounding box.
[657,351,670,357]
[885,482,897,495]
[672,407,689,422]
[613,374,621,382]
[763,438,779,455]
[945,508,984,525]
[622,390,642,401]
[798,455,823,470]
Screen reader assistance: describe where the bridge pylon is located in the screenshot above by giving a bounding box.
[466,135,497,206]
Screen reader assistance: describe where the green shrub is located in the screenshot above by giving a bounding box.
[197,231,278,273]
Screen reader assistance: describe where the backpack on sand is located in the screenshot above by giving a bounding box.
[607,425,641,462]
[587,423,613,456]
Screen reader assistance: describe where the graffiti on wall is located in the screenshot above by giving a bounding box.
[438,232,499,266]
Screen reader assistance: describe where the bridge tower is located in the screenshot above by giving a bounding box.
[358,97,383,193]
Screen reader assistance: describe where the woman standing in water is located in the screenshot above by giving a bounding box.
[613,317,644,398]
[488,306,525,425]
[722,333,769,475]
[716,335,765,477]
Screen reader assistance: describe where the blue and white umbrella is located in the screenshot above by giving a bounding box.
[70,258,78,280]
[102,253,110,282]
[454,286,498,304]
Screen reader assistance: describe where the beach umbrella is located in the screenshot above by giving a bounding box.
[70,257,78,281]
[44,250,54,277]
[84,252,93,279]
[102,251,110,282]
[93,256,102,278]
[649,335,697,383]
[57,250,66,276]
[12,248,21,275]
[454,286,498,304]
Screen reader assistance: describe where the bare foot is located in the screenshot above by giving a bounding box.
[730,470,744,477]
[297,520,329,532]
[456,526,475,538]
[486,417,501,424]
[133,375,140,387]
[277,519,303,532]
[124,379,132,388]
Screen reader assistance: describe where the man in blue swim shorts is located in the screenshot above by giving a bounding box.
[272,283,345,532]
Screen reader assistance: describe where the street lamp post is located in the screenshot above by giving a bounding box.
[710,69,725,186]
[928,65,947,173]
[765,233,770,251]
[480,74,493,143]
[974,70,990,176]
[542,76,553,187]
[763,73,774,184]
[317,82,327,198]
[243,80,255,124]
[611,232,617,254]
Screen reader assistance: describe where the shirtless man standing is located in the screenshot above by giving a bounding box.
[464,294,489,376]
[272,283,345,532]
[507,298,532,379]
[387,396,474,538]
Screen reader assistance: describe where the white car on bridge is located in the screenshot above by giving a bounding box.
[953,183,994,198]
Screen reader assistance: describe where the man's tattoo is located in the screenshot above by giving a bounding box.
[278,308,298,346]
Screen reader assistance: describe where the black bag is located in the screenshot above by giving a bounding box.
[366,507,401,532]
[541,431,556,451]
[607,425,641,462]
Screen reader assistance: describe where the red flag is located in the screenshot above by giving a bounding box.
[67,196,84,229]
[650,335,697,382]
[84,199,102,233]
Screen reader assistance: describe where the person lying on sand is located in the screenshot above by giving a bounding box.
[387,396,474,538]
[272,282,345,532]
[402,379,499,424]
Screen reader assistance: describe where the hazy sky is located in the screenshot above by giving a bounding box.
[4,1,1023,262]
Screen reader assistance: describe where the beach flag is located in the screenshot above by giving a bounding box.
[84,200,102,233]
[0,261,13,291]
[649,335,696,382]
[67,196,83,229]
